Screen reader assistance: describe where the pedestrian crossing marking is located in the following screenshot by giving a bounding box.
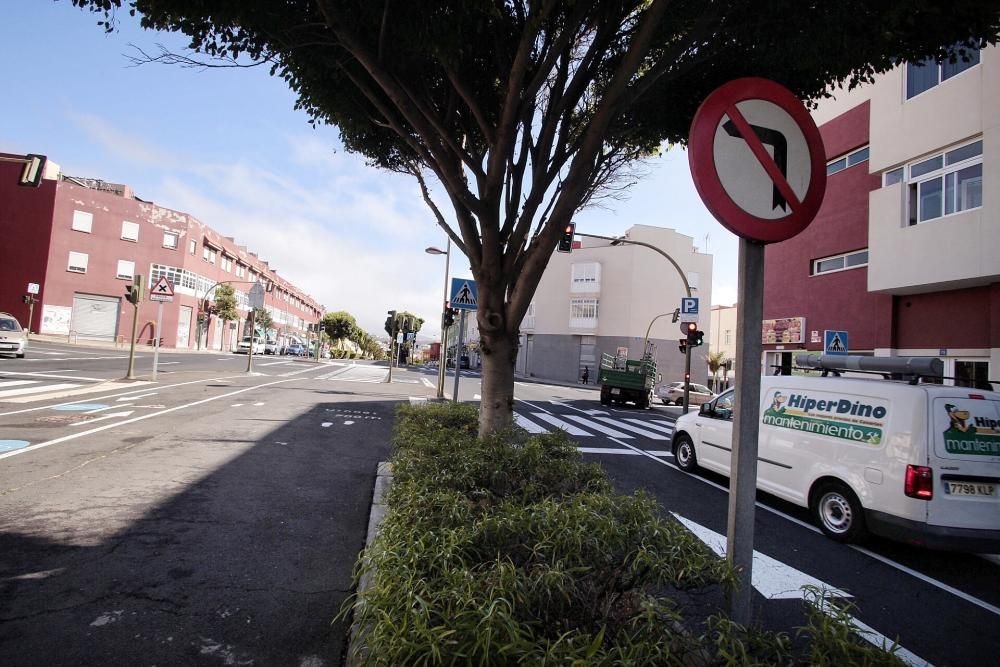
[514,412,547,433]
[0,380,38,389]
[621,418,674,435]
[561,414,633,439]
[532,413,592,436]
[595,417,669,440]
[0,383,79,399]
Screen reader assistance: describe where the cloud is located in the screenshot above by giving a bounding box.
[69,112,182,169]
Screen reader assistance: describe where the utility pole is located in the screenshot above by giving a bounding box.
[245,309,256,373]
[452,310,466,401]
[124,275,144,380]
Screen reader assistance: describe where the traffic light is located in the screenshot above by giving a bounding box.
[19,154,46,187]
[386,310,397,335]
[682,321,704,348]
[442,307,456,328]
[22,295,31,304]
[557,222,576,253]
[125,275,144,305]
[678,338,688,354]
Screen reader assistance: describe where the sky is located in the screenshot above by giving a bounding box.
[0,3,739,336]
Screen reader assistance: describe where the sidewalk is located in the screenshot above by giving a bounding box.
[514,372,601,391]
[28,333,230,355]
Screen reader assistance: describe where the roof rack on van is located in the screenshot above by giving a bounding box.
[793,354,944,384]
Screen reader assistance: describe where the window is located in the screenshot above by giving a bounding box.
[812,249,869,275]
[906,45,980,99]
[121,220,139,242]
[116,259,135,280]
[571,263,601,285]
[72,210,93,233]
[570,298,599,327]
[906,140,982,225]
[724,330,732,345]
[189,240,197,255]
[955,360,990,390]
[883,167,904,187]
[221,256,232,272]
[67,251,89,273]
[163,232,179,249]
[826,145,869,176]
[235,264,245,278]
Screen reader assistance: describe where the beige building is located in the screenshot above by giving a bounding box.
[517,224,713,384]
[708,304,738,390]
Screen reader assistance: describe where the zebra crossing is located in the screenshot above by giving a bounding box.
[513,406,676,455]
[0,377,87,401]
[315,365,389,383]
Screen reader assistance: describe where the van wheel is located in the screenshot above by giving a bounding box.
[673,434,698,472]
[813,482,866,543]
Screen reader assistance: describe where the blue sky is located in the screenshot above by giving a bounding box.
[1,2,738,335]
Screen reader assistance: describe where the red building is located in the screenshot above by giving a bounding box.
[0,154,324,349]
[763,46,997,386]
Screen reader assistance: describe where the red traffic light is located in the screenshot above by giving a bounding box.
[685,321,697,334]
[557,222,577,253]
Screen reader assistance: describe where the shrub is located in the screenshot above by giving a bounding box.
[345,403,906,666]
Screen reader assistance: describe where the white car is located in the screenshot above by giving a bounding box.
[655,381,715,406]
[670,360,1000,552]
[0,313,28,358]
[235,336,265,354]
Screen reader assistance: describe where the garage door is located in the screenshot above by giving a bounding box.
[71,293,121,341]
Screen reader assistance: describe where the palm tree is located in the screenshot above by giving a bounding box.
[705,351,730,393]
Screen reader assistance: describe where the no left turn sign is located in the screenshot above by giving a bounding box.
[688,78,826,243]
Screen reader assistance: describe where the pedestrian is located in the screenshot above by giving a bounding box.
[582,366,590,384]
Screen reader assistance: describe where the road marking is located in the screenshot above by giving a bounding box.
[253,402,264,406]
[231,404,244,407]
[595,417,669,440]
[420,378,435,388]
[562,414,634,439]
[0,378,297,460]
[24,355,130,362]
[322,422,332,427]
[69,410,135,427]
[0,371,105,381]
[157,362,180,366]
[514,412,547,433]
[532,413,591,436]
[0,383,78,398]
[119,393,157,401]
[85,403,132,414]
[578,447,643,455]
[0,380,38,388]
[621,418,674,435]
[261,361,294,366]
[280,364,339,378]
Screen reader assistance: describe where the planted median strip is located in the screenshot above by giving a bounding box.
[343,402,907,665]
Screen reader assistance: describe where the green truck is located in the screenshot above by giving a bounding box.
[598,352,658,408]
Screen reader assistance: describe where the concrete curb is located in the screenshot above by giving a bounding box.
[346,461,392,667]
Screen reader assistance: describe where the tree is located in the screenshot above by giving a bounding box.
[322,311,358,348]
[74,0,1000,435]
[704,350,730,393]
[250,307,273,334]
[213,283,239,350]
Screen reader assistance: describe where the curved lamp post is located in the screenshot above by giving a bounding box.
[425,240,451,399]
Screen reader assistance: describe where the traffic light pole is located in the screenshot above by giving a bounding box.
[151,300,165,381]
[26,297,36,335]
[683,343,692,411]
[245,309,256,373]
[452,310,466,402]
[125,300,139,380]
[437,323,449,398]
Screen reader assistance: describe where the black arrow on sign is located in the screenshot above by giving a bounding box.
[723,120,788,212]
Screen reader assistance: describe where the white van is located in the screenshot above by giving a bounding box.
[671,356,1000,552]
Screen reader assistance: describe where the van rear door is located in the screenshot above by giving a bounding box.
[928,395,1000,531]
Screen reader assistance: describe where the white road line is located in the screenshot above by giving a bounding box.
[514,412,547,433]
[118,393,157,401]
[0,383,78,399]
[532,413,592,436]
[157,362,180,366]
[420,378,435,388]
[260,361,293,366]
[25,355,129,362]
[69,410,134,427]
[595,417,669,440]
[0,378,297,461]
[621,418,674,435]
[562,414,633,439]
[0,371,105,381]
[0,380,38,389]
[86,403,133,414]
[0,376,237,417]
[578,447,642,455]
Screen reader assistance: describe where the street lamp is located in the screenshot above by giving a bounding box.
[425,239,451,399]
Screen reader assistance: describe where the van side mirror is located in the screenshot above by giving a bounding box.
[699,403,711,416]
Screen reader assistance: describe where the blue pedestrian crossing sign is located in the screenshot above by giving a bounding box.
[824,330,849,356]
[450,278,478,311]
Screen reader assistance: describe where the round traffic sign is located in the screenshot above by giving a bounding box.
[688,78,826,243]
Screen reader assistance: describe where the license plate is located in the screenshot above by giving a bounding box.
[611,388,620,395]
[945,481,996,497]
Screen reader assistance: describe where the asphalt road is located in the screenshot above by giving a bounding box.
[1,340,997,666]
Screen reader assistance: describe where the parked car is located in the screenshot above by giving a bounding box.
[234,336,265,354]
[0,313,28,358]
[286,342,306,356]
[655,382,715,406]
[670,358,1000,551]
[264,339,279,355]
[460,355,471,369]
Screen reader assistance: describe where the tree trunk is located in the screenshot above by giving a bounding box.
[478,328,518,437]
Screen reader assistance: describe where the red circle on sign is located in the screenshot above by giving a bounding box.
[688,78,826,243]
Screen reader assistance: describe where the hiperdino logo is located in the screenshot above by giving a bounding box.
[762,390,887,445]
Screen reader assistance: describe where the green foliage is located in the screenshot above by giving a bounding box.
[322,310,357,343]
[212,283,239,322]
[345,404,909,665]
[250,306,272,332]
[384,310,424,337]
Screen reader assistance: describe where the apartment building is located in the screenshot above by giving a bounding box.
[0,155,324,349]
[518,224,713,384]
[762,44,997,385]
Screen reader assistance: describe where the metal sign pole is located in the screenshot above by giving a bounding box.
[152,301,164,381]
[452,310,466,402]
[27,298,35,335]
[727,238,765,624]
[683,344,692,411]
[437,324,449,398]
[246,310,256,373]
[126,301,139,380]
